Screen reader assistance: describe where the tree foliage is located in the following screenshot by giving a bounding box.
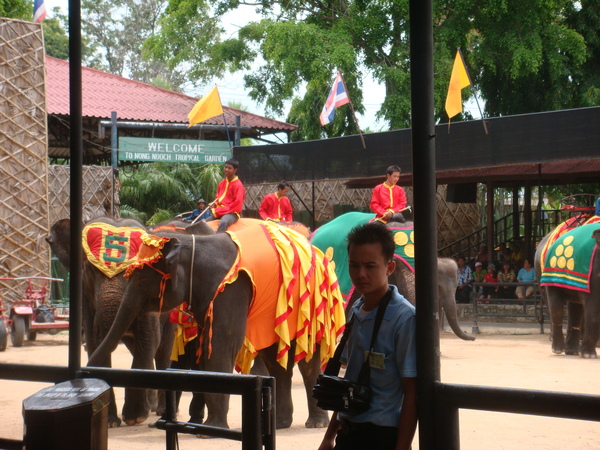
[119,162,222,225]
[144,0,597,139]
[0,0,30,20]
[81,0,187,90]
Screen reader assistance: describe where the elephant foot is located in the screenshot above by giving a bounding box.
[108,415,122,428]
[305,413,330,428]
[565,348,580,356]
[580,348,598,358]
[552,348,565,355]
[276,416,293,429]
[124,415,149,426]
[189,415,204,424]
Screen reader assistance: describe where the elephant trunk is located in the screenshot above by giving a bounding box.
[441,300,476,341]
[88,287,145,367]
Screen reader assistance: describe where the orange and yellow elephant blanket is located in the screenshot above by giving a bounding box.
[212,221,345,373]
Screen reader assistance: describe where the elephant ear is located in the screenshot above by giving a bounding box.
[162,238,182,286]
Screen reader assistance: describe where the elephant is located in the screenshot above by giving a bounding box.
[46,217,177,427]
[310,212,476,341]
[535,223,600,358]
[87,222,344,430]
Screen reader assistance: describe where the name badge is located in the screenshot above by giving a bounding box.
[367,351,385,370]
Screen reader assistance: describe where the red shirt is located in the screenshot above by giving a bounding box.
[370,183,407,219]
[258,192,293,222]
[212,176,245,218]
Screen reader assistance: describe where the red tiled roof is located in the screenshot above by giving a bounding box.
[45,56,297,131]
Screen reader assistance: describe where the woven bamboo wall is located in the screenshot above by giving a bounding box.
[0,18,49,301]
[245,181,478,249]
[48,165,120,225]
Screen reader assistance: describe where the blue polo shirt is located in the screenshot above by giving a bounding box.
[517,267,536,283]
[339,285,417,427]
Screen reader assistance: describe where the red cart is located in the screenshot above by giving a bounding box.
[0,277,69,348]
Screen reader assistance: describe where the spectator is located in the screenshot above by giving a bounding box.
[509,243,524,269]
[497,261,516,299]
[318,222,417,450]
[209,158,245,233]
[473,261,486,298]
[455,256,473,304]
[475,245,489,268]
[258,181,293,222]
[515,259,537,299]
[481,263,498,299]
[595,196,600,217]
[370,165,408,223]
[178,199,212,223]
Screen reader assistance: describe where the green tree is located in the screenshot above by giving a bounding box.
[146,0,591,138]
[0,0,30,20]
[42,7,98,63]
[119,162,221,225]
[565,0,600,106]
[82,0,186,90]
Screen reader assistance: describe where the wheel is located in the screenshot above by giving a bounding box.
[0,320,7,351]
[11,315,25,347]
[27,330,37,341]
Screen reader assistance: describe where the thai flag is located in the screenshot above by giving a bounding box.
[34,0,46,23]
[319,71,350,126]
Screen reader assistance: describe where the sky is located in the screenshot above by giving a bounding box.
[43,0,480,132]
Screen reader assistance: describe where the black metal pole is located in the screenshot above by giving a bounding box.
[68,0,83,379]
[111,111,118,218]
[409,0,452,448]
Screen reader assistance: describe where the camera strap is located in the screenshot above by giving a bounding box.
[323,287,393,386]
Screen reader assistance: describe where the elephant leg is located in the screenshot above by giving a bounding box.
[579,276,600,358]
[154,319,177,417]
[201,281,250,430]
[257,343,294,429]
[298,350,330,429]
[547,287,567,354]
[122,314,161,425]
[565,301,583,356]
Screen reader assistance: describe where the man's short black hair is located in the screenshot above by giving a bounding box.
[386,165,401,175]
[347,222,395,262]
[278,181,290,190]
[225,158,239,169]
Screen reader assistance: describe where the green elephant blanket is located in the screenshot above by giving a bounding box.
[540,222,600,293]
[310,211,415,299]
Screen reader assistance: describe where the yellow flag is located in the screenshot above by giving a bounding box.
[188,85,224,127]
[445,50,471,119]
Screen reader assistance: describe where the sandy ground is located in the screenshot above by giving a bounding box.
[1,325,599,449]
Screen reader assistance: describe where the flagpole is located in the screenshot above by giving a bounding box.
[457,48,488,135]
[338,71,367,150]
[215,87,233,149]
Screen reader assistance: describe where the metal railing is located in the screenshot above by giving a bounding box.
[0,363,276,450]
[469,282,546,334]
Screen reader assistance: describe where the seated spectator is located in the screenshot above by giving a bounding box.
[455,256,473,304]
[509,243,524,269]
[481,263,498,299]
[473,261,486,298]
[516,259,537,299]
[475,245,489,268]
[497,261,516,299]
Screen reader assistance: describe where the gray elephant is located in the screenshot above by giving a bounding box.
[310,212,476,341]
[88,223,344,430]
[535,223,600,357]
[46,217,176,427]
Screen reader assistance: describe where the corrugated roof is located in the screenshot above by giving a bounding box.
[45,56,297,131]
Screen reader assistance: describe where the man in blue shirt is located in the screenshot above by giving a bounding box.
[318,222,417,450]
[179,199,213,223]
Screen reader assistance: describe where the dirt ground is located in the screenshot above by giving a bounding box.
[1,326,599,449]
